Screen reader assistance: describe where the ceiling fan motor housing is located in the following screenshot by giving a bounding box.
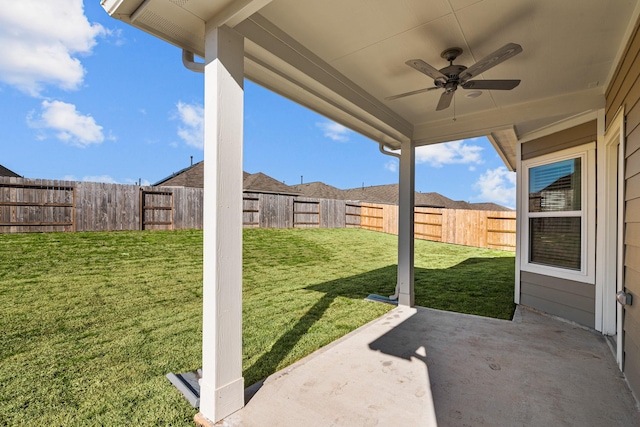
[440,64,467,78]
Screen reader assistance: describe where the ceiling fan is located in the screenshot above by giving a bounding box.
[386,43,523,111]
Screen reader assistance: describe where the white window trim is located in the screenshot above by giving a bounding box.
[520,143,596,284]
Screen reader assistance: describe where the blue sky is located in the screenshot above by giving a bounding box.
[0,1,516,208]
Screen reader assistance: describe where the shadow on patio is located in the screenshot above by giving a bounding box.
[243,257,515,387]
[224,260,639,426]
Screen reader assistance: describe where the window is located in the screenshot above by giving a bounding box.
[521,144,595,283]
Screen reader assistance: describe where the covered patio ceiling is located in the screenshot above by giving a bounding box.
[103,0,640,170]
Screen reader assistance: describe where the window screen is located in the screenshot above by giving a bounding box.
[529,217,581,270]
[527,157,582,270]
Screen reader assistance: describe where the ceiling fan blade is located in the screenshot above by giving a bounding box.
[436,91,454,111]
[458,43,522,82]
[461,79,521,90]
[385,86,439,101]
[406,59,447,82]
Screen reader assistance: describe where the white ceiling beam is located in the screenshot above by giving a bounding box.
[245,54,407,148]
[236,14,413,143]
[206,0,273,29]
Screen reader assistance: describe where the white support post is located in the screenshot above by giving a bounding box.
[514,141,522,305]
[397,139,415,306]
[198,24,245,423]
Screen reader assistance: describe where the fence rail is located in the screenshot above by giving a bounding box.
[0,177,202,232]
[0,177,516,251]
[0,179,76,233]
[361,202,516,251]
[140,190,174,230]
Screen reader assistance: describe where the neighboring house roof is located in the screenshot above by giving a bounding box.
[243,172,300,195]
[290,182,344,200]
[341,184,400,204]
[155,163,299,195]
[154,163,510,210]
[468,202,513,212]
[291,181,512,210]
[154,161,204,188]
[337,184,479,210]
[415,191,464,209]
[0,164,21,178]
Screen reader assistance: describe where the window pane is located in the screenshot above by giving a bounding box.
[529,158,581,212]
[530,217,581,270]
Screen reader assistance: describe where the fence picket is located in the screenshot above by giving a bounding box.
[0,177,515,251]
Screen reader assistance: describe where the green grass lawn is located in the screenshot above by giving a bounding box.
[0,228,514,426]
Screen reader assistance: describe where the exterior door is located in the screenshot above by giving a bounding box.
[600,110,625,369]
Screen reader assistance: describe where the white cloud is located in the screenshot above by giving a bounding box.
[316,121,352,142]
[473,166,516,207]
[175,101,204,149]
[384,159,398,173]
[109,28,126,47]
[0,1,106,96]
[82,175,118,184]
[28,100,104,147]
[415,140,484,167]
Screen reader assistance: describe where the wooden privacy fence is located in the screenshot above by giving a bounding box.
[243,193,352,229]
[241,196,515,251]
[0,180,76,233]
[361,202,516,251]
[0,177,202,233]
[0,177,515,251]
[140,190,174,230]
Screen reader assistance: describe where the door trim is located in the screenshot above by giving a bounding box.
[597,107,625,369]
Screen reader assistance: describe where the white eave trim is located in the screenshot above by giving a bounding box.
[100,0,128,16]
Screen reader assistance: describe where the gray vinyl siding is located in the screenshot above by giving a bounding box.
[519,122,597,329]
[521,121,597,160]
[624,127,640,396]
[607,15,640,399]
[625,265,640,393]
[520,271,595,328]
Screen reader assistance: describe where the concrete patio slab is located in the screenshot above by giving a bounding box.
[217,306,639,426]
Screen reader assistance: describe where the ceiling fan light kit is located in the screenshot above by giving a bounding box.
[387,43,523,111]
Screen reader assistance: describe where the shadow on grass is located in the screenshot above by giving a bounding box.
[243,257,514,390]
[243,266,397,388]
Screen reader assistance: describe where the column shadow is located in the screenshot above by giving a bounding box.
[243,257,514,401]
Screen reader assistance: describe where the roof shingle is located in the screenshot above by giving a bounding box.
[243,172,300,195]
[0,164,20,178]
[153,163,511,210]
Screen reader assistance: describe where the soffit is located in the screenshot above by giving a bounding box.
[103,0,640,169]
